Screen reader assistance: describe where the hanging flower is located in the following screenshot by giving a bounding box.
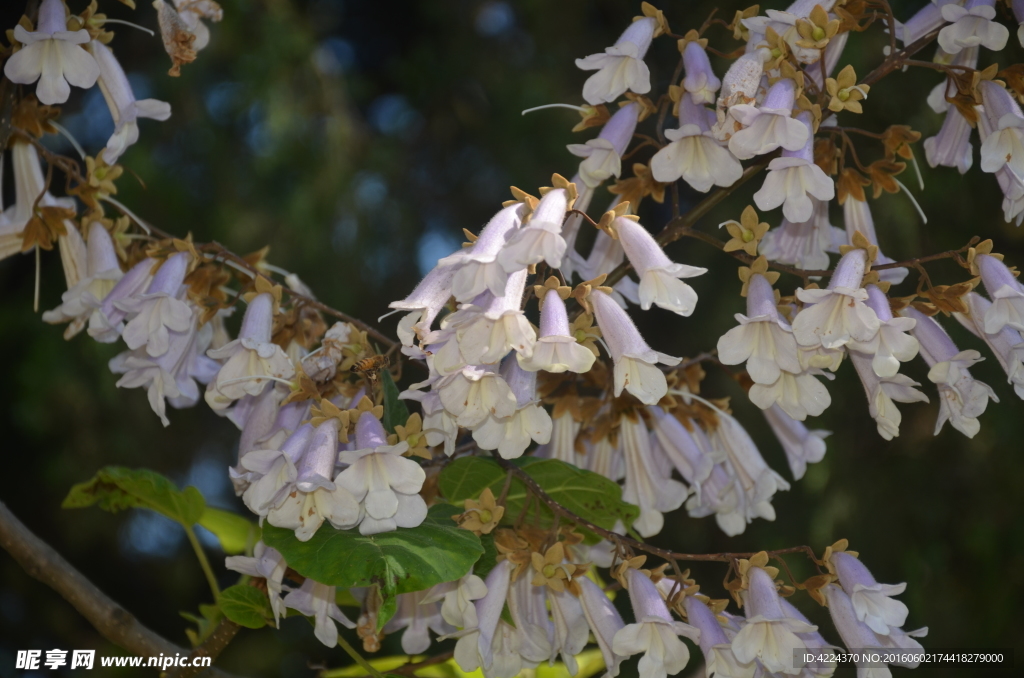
[575,17,656,105]
[651,95,743,192]
[3,0,100,105]
[614,216,706,316]
[337,412,428,535]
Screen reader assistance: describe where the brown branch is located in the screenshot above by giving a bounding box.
[167,618,240,678]
[489,453,821,569]
[0,500,244,678]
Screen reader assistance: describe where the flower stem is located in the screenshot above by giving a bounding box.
[336,634,385,678]
[184,525,221,601]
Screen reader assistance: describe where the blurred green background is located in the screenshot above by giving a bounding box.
[0,0,1022,676]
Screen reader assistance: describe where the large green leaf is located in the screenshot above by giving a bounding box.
[380,369,409,435]
[198,507,260,554]
[219,584,273,629]
[438,457,638,539]
[62,466,205,526]
[262,504,483,628]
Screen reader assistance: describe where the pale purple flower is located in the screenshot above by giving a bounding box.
[453,559,513,673]
[754,113,835,223]
[682,39,721,104]
[938,0,1008,54]
[497,188,570,271]
[619,413,687,537]
[652,96,743,192]
[1,141,76,255]
[615,216,706,316]
[3,0,100,105]
[850,348,929,440]
[388,264,456,347]
[793,248,880,350]
[575,18,656,104]
[955,292,1024,399]
[979,80,1024,180]
[267,422,361,540]
[423,572,488,630]
[337,412,427,535]
[763,404,829,480]
[847,284,920,377]
[117,252,193,358]
[760,197,844,272]
[711,410,790,523]
[205,292,295,411]
[518,289,596,374]
[224,541,288,626]
[591,288,680,404]
[89,257,155,343]
[612,568,699,678]
[830,551,910,636]
[437,203,525,301]
[567,102,640,189]
[239,423,314,515]
[283,578,356,648]
[42,222,123,339]
[89,40,171,164]
[975,252,1024,334]
[472,358,552,459]
[732,566,816,674]
[437,364,517,427]
[902,305,998,437]
[729,78,809,160]
[383,590,454,654]
[578,576,627,678]
[842,196,909,284]
[683,595,755,678]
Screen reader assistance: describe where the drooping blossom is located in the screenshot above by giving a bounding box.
[590,288,680,404]
[42,222,124,339]
[437,203,525,302]
[731,564,816,674]
[728,78,809,160]
[619,412,687,537]
[205,292,295,411]
[612,568,700,678]
[753,112,835,223]
[3,0,100,105]
[224,542,288,626]
[283,578,356,648]
[575,17,656,104]
[337,411,427,535]
[793,248,879,350]
[614,215,706,316]
[472,359,552,459]
[497,187,570,271]
[651,95,743,193]
[518,289,596,374]
[567,103,641,189]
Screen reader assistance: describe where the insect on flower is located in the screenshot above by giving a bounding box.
[351,354,390,386]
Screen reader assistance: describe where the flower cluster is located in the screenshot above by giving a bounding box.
[13,0,1024,674]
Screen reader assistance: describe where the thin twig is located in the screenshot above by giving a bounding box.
[489,452,822,570]
[0,501,244,678]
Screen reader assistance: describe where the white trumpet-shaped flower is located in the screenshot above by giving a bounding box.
[3,0,100,105]
[728,78,809,160]
[763,404,829,481]
[42,222,123,339]
[732,566,816,675]
[938,0,1009,55]
[619,413,687,537]
[437,203,525,302]
[612,568,700,678]
[267,422,360,541]
[793,248,880,349]
[651,95,743,193]
[829,551,909,636]
[754,112,835,223]
[847,284,920,378]
[955,292,1024,399]
[518,289,596,374]
[117,252,193,358]
[975,251,1024,334]
[338,412,427,535]
[224,542,288,626]
[205,293,296,411]
[615,216,706,316]
[575,17,656,104]
[472,359,552,459]
[591,288,680,404]
[497,188,570,271]
[567,103,640,189]
[283,578,356,648]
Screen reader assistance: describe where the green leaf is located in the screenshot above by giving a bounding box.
[198,507,260,554]
[219,584,273,629]
[63,466,205,526]
[380,369,409,434]
[438,457,638,540]
[262,504,482,628]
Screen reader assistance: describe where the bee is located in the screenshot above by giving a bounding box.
[351,354,390,386]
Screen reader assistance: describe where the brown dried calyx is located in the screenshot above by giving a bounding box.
[154,0,197,77]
